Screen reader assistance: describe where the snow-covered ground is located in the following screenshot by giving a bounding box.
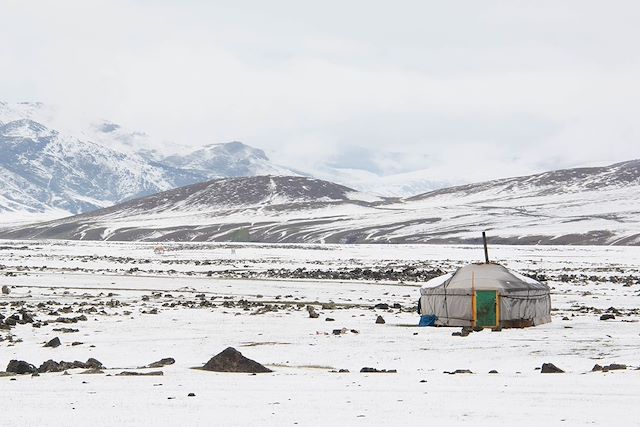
[1,241,639,426]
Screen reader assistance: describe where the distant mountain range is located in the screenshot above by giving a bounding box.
[0,101,302,223]
[2,160,639,245]
[0,101,448,224]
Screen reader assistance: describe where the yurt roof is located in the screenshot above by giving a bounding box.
[421,263,548,292]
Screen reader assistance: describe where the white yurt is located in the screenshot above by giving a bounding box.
[418,234,551,328]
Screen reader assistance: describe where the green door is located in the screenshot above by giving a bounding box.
[475,290,498,327]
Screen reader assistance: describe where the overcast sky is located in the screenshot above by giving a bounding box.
[1,0,639,181]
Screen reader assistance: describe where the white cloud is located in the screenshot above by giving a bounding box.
[1,0,639,182]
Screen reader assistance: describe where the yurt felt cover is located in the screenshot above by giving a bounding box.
[419,263,551,327]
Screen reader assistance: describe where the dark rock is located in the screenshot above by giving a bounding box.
[325,318,335,322]
[85,358,103,369]
[489,370,499,374]
[375,315,385,324]
[71,342,83,346]
[444,369,473,374]
[7,360,37,375]
[201,347,272,373]
[53,328,79,333]
[55,315,88,324]
[602,363,627,372]
[1,285,9,294]
[306,306,319,319]
[360,367,397,373]
[38,358,103,373]
[591,364,603,372]
[44,337,61,348]
[600,314,615,321]
[540,363,564,373]
[374,303,389,310]
[146,358,176,368]
[188,393,196,397]
[116,371,164,376]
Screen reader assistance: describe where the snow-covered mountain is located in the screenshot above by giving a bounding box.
[0,102,300,223]
[162,141,299,179]
[0,115,202,220]
[3,160,639,245]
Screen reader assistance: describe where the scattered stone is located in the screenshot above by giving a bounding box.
[444,369,473,375]
[1,285,10,294]
[375,315,385,324]
[38,358,103,373]
[117,371,164,376]
[489,370,499,374]
[201,347,272,373]
[188,393,196,397]
[145,358,176,369]
[7,360,38,375]
[80,368,104,375]
[540,363,564,373]
[71,342,83,346]
[325,317,335,322]
[604,363,627,371]
[360,367,397,373]
[600,314,615,321]
[594,363,627,372]
[453,327,473,337]
[55,315,88,324]
[44,337,61,348]
[306,306,319,319]
[374,303,389,310]
[53,328,79,333]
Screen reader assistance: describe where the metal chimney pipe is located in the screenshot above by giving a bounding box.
[482,231,489,263]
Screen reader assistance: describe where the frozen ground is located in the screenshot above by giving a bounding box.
[1,241,639,426]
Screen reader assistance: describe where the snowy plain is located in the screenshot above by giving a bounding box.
[0,240,639,426]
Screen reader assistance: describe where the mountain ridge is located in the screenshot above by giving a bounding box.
[1,159,638,245]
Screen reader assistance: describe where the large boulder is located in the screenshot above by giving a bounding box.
[201,347,272,373]
[6,360,37,375]
[44,337,61,348]
[540,363,564,373]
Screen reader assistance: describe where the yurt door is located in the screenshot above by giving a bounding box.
[475,290,498,328]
